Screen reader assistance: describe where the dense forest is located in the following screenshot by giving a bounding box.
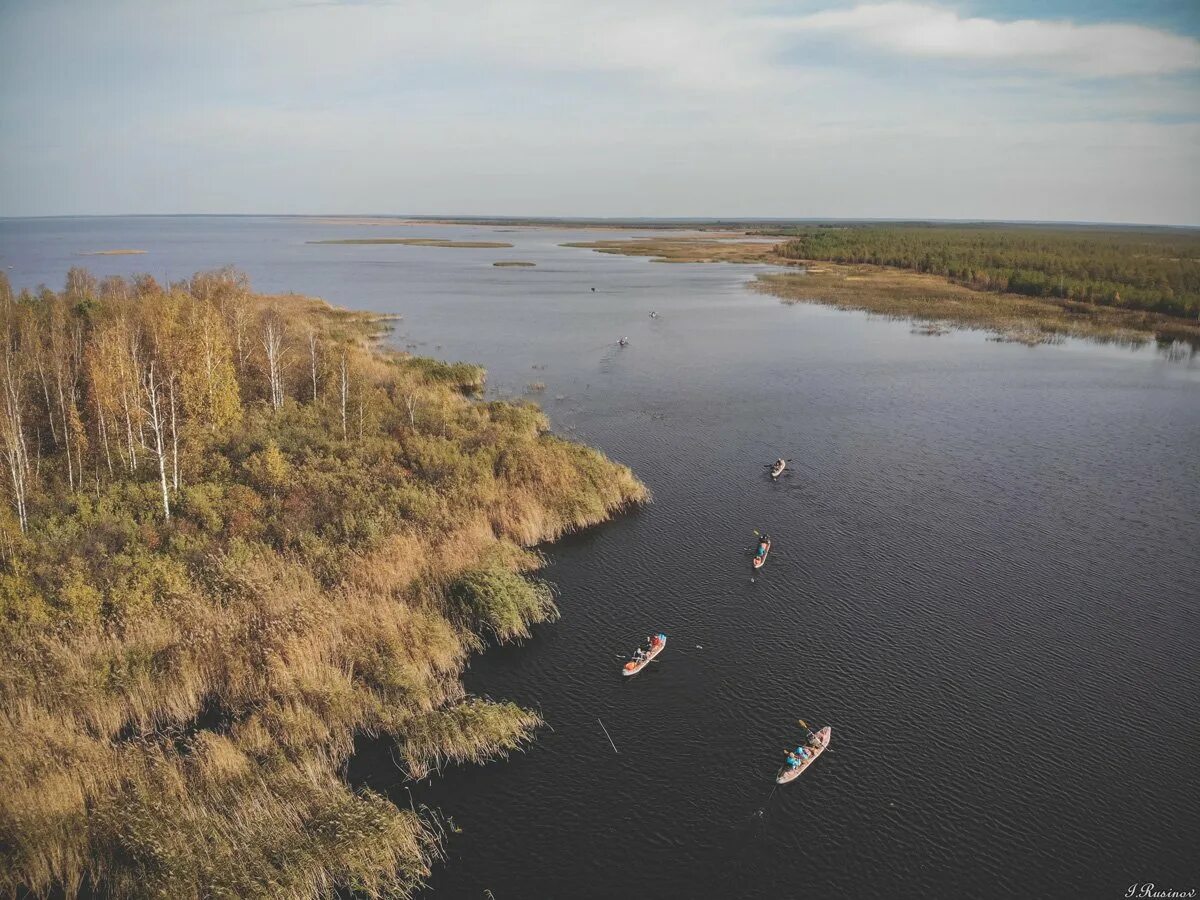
[768,225,1200,319]
[0,268,646,898]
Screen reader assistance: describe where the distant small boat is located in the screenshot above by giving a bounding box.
[618,337,629,346]
[776,726,831,783]
[622,634,666,676]
[753,538,771,569]
[769,459,786,479]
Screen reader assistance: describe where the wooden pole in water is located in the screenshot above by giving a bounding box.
[598,718,619,754]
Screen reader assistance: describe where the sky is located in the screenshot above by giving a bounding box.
[1,0,1198,224]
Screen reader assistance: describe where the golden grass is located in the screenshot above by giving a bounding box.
[561,237,788,265]
[755,265,1200,346]
[79,249,147,256]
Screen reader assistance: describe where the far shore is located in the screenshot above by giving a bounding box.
[302,215,754,234]
[309,238,514,248]
[80,249,147,255]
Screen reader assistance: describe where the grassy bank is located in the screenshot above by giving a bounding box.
[0,268,647,898]
[755,265,1200,346]
[561,237,784,264]
[565,236,1200,347]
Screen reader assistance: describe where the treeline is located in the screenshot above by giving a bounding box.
[768,226,1200,318]
[0,269,646,898]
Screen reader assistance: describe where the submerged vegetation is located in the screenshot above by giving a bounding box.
[0,267,646,898]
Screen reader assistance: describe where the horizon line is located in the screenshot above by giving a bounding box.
[2,213,1198,230]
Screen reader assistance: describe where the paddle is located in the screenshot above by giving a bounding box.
[597,718,619,754]
[794,719,835,753]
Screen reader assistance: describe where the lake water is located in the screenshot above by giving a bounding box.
[3,217,1198,900]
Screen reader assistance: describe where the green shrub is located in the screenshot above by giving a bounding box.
[449,567,558,643]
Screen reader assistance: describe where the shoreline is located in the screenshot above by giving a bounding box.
[563,237,1200,349]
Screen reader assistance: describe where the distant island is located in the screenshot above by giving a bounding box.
[493,260,536,267]
[80,248,147,255]
[0,267,646,898]
[309,238,514,248]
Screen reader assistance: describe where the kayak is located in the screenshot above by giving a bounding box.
[753,539,771,569]
[770,460,786,479]
[622,635,666,676]
[776,726,831,784]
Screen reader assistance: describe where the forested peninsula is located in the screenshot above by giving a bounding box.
[566,223,1200,346]
[0,268,647,897]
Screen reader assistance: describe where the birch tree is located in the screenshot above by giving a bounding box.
[262,314,286,412]
[0,279,30,532]
[339,351,348,440]
[141,359,171,520]
[308,331,319,402]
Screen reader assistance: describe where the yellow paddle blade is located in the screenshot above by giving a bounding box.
[797,719,808,728]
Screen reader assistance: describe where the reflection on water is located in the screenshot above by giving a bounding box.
[3,217,1198,899]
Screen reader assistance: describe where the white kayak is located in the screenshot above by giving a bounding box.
[622,635,666,676]
[753,539,771,569]
[776,726,831,783]
[770,460,786,479]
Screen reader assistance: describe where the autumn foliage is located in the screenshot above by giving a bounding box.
[0,268,647,898]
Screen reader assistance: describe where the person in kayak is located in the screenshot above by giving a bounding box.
[755,535,770,559]
[787,746,811,768]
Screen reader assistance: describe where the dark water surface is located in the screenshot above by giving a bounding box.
[4,217,1198,900]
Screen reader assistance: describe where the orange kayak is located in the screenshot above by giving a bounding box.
[622,635,666,676]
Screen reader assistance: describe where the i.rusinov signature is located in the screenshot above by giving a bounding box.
[1126,885,1196,899]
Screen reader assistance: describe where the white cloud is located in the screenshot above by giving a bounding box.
[1,0,1198,221]
[787,3,1200,77]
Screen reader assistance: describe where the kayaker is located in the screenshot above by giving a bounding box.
[756,536,770,559]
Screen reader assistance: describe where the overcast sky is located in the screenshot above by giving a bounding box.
[1,0,1198,224]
